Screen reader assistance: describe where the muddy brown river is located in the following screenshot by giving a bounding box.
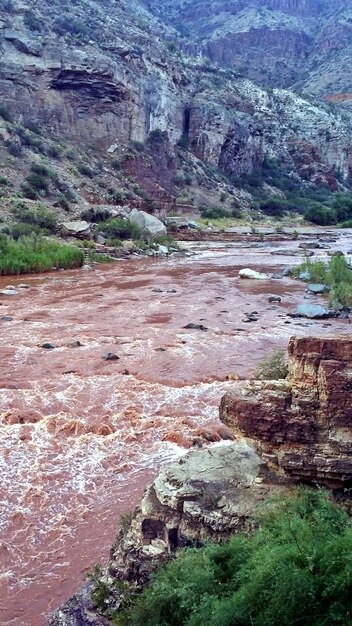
[1,235,351,626]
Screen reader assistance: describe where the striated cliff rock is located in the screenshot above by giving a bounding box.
[220,336,352,487]
[146,0,352,100]
[0,0,351,218]
[48,442,288,625]
[48,335,352,625]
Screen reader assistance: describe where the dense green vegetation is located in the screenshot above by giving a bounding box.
[231,156,352,225]
[255,349,288,380]
[295,254,352,308]
[114,489,351,626]
[99,218,143,241]
[0,234,84,274]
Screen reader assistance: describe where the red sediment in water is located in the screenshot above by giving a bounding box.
[1,236,352,626]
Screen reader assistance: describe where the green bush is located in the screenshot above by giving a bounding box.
[0,103,13,122]
[119,489,352,626]
[340,219,352,228]
[259,197,286,217]
[255,349,288,380]
[295,254,352,309]
[1,222,43,240]
[99,218,142,240]
[77,162,95,178]
[11,200,58,231]
[200,206,229,219]
[304,204,336,225]
[0,235,84,275]
[24,10,42,32]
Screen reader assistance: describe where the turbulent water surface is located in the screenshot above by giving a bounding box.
[1,235,351,626]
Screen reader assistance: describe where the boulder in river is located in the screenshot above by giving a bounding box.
[298,271,311,282]
[294,304,333,319]
[0,288,18,296]
[102,352,120,361]
[307,284,330,294]
[268,295,282,303]
[271,249,314,257]
[183,322,208,331]
[239,268,270,280]
[129,209,167,236]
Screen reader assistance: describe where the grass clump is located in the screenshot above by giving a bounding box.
[99,218,142,241]
[0,235,84,275]
[255,349,288,380]
[294,254,352,309]
[116,489,352,626]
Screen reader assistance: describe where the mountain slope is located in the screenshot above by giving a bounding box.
[145,0,352,100]
[0,0,351,221]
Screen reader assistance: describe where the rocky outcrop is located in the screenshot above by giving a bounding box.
[48,442,288,625]
[220,336,352,487]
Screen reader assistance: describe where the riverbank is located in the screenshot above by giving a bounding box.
[1,230,351,626]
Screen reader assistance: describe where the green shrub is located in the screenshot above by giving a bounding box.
[120,489,352,626]
[304,204,336,225]
[340,219,352,228]
[24,10,42,32]
[99,218,142,240]
[77,162,95,178]
[200,206,229,219]
[11,200,57,231]
[294,257,328,283]
[1,222,43,240]
[53,15,89,38]
[0,235,84,275]
[295,254,352,309]
[7,142,22,157]
[259,197,286,217]
[255,349,288,380]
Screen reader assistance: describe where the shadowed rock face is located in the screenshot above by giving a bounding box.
[220,336,352,486]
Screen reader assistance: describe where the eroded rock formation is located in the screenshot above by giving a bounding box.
[48,442,288,625]
[220,336,352,486]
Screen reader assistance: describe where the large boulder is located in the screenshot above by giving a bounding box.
[48,442,287,626]
[295,303,332,318]
[239,268,270,280]
[128,209,167,236]
[307,284,330,294]
[60,221,92,239]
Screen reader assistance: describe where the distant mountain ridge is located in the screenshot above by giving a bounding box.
[145,0,352,100]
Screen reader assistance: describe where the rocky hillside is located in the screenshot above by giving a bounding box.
[145,0,352,100]
[0,0,351,222]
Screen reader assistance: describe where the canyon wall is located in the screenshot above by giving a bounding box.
[220,336,352,486]
[1,0,352,194]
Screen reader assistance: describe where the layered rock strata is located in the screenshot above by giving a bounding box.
[220,336,352,487]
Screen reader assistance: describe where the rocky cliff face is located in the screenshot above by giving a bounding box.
[0,0,351,219]
[220,336,352,486]
[146,0,352,100]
